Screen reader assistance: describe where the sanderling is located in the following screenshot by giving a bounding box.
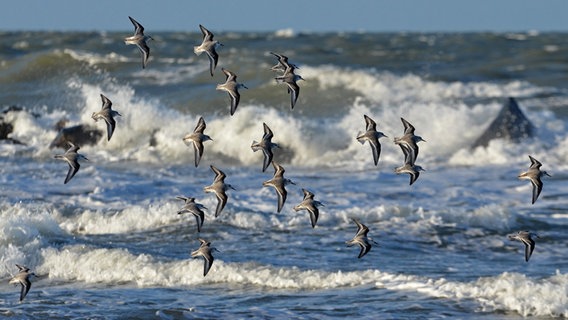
[262,161,295,213]
[194,24,223,77]
[176,196,207,233]
[293,188,324,228]
[394,117,425,165]
[508,230,539,262]
[182,117,212,167]
[124,16,153,69]
[91,94,122,141]
[346,218,377,259]
[204,165,235,217]
[251,122,280,172]
[356,114,388,166]
[394,161,425,186]
[518,155,551,204]
[191,238,218,276]
[275,66,304,110]
[216,68,248,116]
[54,142,88,184]
[9,264,36,302]
[269,52,299,73]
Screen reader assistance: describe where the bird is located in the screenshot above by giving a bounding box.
[216,68,248,116]
[394,117,425,165]
[91,94,122,141]
[203,165,235,217]
[356,114,388,166]
[194,24,223,77]
[182,116,212,167]
[275,66,304,110]
[508,231,539,262]
[269,52,299,74]
[191,238,218,276]
[9,264,36,302]
[293,188,324,228]
[394,160,425,186]
[262,161,295,213]
[518,155,551,204]
[54,142,88,184]
[124,16,153,69]
[251,122,279,172]
[176,196,207,233]
[346,218,377,259]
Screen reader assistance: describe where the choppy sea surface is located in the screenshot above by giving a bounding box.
[0,30,567,319]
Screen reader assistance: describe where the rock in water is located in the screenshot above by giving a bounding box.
[472,97,535,148]
[50,125,103,149]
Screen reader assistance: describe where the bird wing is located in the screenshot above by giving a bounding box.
[64,159,80,184]
[530,177,543,204]
[129,16,144,35]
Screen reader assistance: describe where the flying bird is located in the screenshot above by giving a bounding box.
[124,16,153,69]
[176,196,207,233]
[275,66,304,110]
[262,161,295,213]
[54,142,88,184]
[194,24,223,76]
[191,238,219,276]
[394,117,425,166]
[293,188,324,228]
[9,264,36,302]
[92,94,122,141]
[518,155,551,204]
[182,117,212,167]
[269,51,299,73]
[356,114,387,166]
[216,68,248,116]
[346,218,378,259]
[251,123,279,172]
[204,165,235,217]
[508,231,539,262]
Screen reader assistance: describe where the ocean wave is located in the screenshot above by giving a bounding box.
[35,245,568,317]
[4,64,567,169]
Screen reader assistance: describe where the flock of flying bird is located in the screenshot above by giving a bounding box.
[7,17,550,302]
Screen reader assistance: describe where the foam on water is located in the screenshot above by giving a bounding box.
[32,245,567,317]
[5,63,568,170]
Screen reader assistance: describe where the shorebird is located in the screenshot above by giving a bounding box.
[269,52,299,73]
[262,161,295,213]
[275,66,304,110]
[54,142,88,184]
[182,117,212,167]
[91,94,122,141]
[508,231,539,262]
[346,218,377,259]
[9,264,36,302]
[356,114,388,166]
[204,165,235,217]
[124,16,153,69]
[216,68,248,116]
[194,24,223,77]
[394,117,425,165]
[191,238,218,276]
[518,155,551,204]
[293,189,324,228]
[394,161,425,186]
[251,123,279,172]
[176,196,207,233]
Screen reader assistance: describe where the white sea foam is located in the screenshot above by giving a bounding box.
[5,64,567,169]
[36,245,568,317]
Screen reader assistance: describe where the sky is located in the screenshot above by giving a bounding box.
[0,0,567,33]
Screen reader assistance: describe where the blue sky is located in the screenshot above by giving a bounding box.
[1,0,567,32]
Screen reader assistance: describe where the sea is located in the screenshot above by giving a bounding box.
[0,30,567,319]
